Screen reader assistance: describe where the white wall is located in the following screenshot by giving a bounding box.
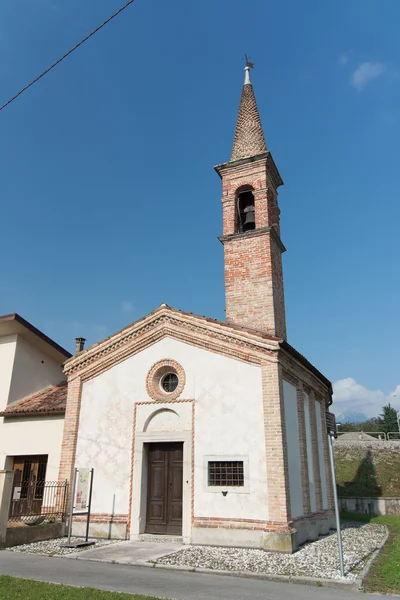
[8,335,65,405]
[0,415,65,481]
[0,335,17,411]
[303,393,316,512]
[283,380,303,519]
[75,336,268,521]
[315,401,328,509]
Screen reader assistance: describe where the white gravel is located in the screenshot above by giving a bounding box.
[8,537,119,557]
[156,522,387,581]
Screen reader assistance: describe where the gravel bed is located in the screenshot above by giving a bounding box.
[7,537,120,557]
[156,522,387,581]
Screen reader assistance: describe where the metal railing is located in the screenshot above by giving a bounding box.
[336,431,387,440]
[8,479,68,522]
[336,431,400,441]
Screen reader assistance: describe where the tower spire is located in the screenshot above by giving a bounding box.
[230,57,267,162]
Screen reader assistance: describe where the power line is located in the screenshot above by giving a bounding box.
[0,0,135,113]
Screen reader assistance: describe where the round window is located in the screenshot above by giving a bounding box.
[146,359,185,401]
[160,372,179,394]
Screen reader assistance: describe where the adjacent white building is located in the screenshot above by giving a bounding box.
[0,313,71,484]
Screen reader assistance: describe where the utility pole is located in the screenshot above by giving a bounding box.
[326,412,345,578]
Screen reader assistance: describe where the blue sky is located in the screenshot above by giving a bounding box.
[0,0,399,420]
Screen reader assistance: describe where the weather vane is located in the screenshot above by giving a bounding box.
[244,54,255,69]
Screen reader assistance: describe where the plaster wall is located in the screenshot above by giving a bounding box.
[75,336,268,522]
[304,392,316,512]
[283,380,303,519]
[0,335,17,412]
[315,400,328,509]
[8,335,65,405]
[0,416,64,481]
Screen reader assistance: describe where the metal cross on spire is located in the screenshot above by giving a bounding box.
[244,54,255,69]
[243,55,254,84]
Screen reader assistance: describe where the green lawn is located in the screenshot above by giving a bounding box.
[342,513,400,594]
[0,576,164,600]
[335,446,400,496]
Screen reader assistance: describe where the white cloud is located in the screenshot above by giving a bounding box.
[339,54,349,66]
[121,301,134,313]
[351,62,387,90]
[332,377,400,420]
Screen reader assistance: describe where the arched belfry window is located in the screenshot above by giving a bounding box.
[236,188,255,233]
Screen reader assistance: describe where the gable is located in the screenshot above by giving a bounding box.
[65,306,278,383]
[81,336,263,406]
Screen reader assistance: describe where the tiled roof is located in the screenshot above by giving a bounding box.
[0,382,67,417]
[230,78,267,162]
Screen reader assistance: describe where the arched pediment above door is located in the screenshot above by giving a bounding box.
[143,408,183,432]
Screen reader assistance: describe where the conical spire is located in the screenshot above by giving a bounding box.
[230,64,267,162]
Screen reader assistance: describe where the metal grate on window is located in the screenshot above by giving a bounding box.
[208,461,244,487]
[161,373,179,393]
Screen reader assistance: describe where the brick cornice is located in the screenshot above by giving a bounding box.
[214,152,269,176]
[279,348,330,403]
[64,307,279,381]
[218,226,286,253]
[214,152,283,189]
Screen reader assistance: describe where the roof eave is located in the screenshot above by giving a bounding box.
[0,410,65,418]
[0,313,72,360]
[279,339,333,401]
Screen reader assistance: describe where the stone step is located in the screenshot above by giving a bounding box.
[137,534,183,544]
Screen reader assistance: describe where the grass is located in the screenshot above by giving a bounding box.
[0,576,164,600]
[335,446,400,496]
[341,512,400,594]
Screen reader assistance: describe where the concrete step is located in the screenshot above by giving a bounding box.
[137,534,183,544]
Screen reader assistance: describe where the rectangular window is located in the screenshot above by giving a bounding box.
[208,460,244,487]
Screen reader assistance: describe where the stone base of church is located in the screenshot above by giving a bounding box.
[292,511,336,547]
[71,515,128,540]
[191,526,296,552]
[191,511,336,553]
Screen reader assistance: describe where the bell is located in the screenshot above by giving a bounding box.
[243,206,255,232]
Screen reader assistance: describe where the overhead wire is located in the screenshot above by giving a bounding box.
[0,0,135,112]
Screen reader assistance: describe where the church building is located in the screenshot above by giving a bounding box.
[59,64,335,552]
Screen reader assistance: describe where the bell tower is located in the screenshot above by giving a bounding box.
[215,61,287,339]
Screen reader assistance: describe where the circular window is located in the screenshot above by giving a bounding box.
[160,372,179,393]
[146,359,186,401]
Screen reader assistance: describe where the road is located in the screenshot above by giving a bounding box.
[0,550,376,600]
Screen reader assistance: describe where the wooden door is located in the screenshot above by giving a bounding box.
[11,456,47,517]
[145,442,183,535]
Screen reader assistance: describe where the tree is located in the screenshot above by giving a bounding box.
[337,418,380,433]
[377,403,399,434]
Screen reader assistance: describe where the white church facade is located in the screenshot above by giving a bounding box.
[59,65,335,552]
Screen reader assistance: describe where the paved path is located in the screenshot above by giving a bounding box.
[0,550,379,600]
[67,540,186,565]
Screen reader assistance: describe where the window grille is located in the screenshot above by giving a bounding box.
[208,461,244,487]
[161,373,179,393]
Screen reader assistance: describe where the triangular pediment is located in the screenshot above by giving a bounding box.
[64,305,280,381]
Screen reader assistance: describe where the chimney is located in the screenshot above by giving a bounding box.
[75,337,86,354]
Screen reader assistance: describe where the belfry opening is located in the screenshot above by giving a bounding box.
[236,188,255,233]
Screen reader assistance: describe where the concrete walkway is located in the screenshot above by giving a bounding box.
[0,550,381,600]
[68,539,186,565]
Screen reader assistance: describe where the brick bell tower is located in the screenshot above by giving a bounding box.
[215,61,287,339]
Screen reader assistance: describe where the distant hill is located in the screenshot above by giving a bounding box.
[335,410,368,423]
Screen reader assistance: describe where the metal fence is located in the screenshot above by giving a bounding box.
[8,479,68,522]
[336,431,400,441]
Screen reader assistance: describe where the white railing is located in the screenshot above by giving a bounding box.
[336,431,387,440]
